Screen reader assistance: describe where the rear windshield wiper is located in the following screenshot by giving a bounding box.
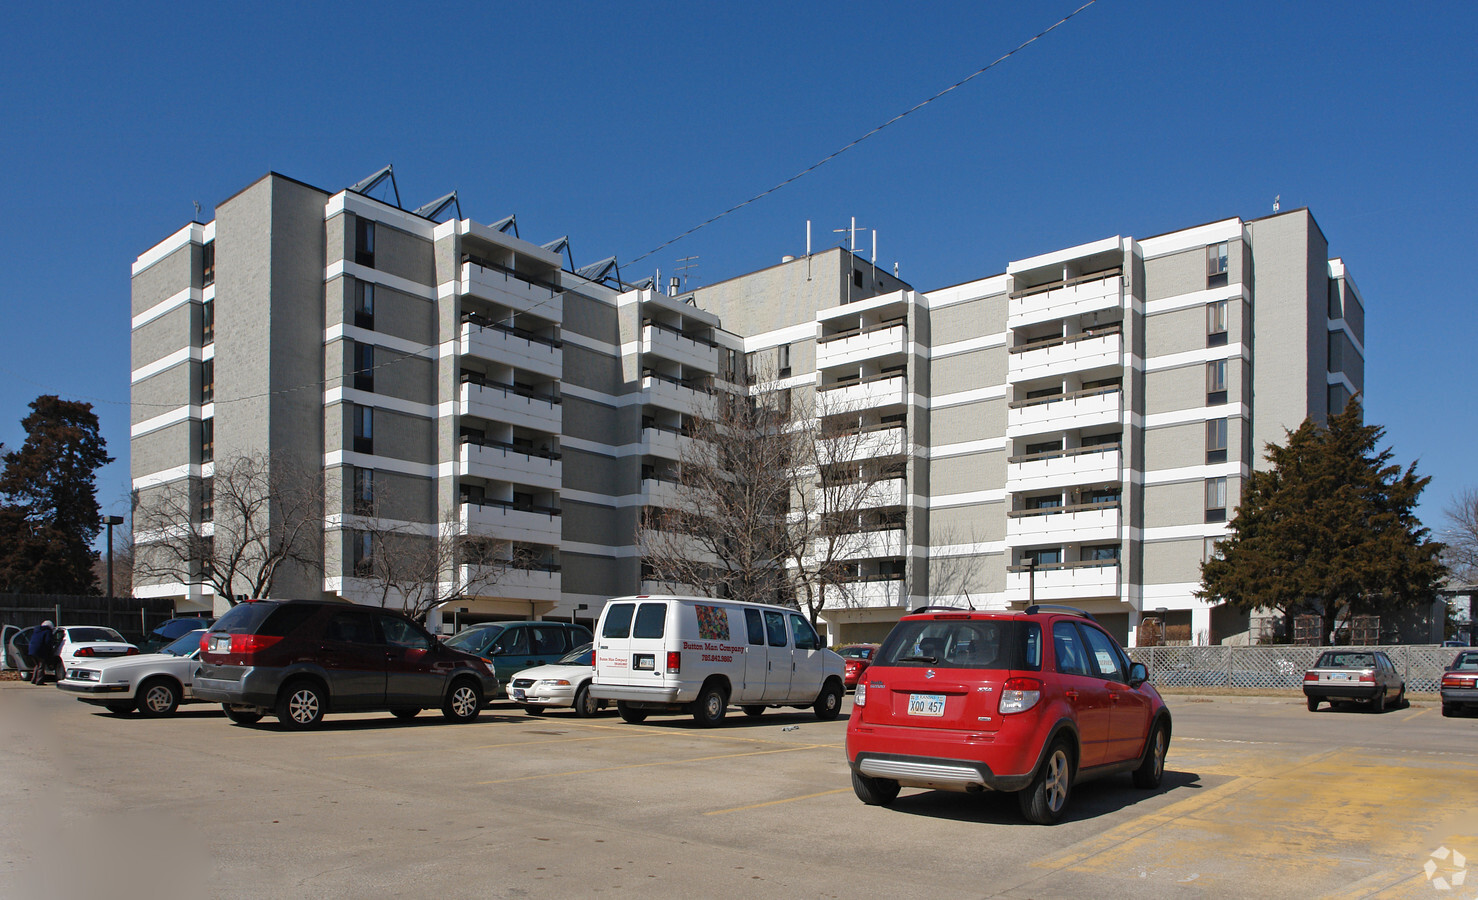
[898,655,937,663]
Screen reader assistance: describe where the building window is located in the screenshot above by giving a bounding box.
[1204,537,1222,561]
[1081,487,1120,506]
[1206,417,1228,464]
[200,299,214,346]
[1206,359,1227,406]
[355,218,376,268]
[353,405,373,454]
[352,467,374,515]
[1207,241,1229,288]
[351,530,373,573]
[1025,548,1062,566]
[1205,477,1227,523]
[777,343,791,377]
[353,342,375,392]
[200,418,214,463]
[1084,545,1120,562]
[200,476,214,522]
[354,281,375,330]
[199,359,214,405]
[201,241,215,287]
[1207,300,1227,347]
[776,388,792,416]
[854,269,864,289]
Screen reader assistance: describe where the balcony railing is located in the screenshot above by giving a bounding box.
[460,497,562,518]
[1006,558,1119,574]
[642,369,712,394]
[1007,443,1120,465]
[1010,323,1122,354]
[461,253,563,296]
[819,371,906,392]
[460,434,562,461]
[460,372,561,405]
[1008,384,1119,411]
[461,312,562,348]
[643,319,717,348]
[1009,266,1123,300]
[1007,499,1120,519]
[818,318,907,345]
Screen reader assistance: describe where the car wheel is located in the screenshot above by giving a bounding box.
[137,677,181,717]
[391,708,420,721]
[1306,696,1320,712]
[224,705,263,725]
[851,769,900,806]
[1442,702,1456,717]
[741,705,765,718]
[1371,689,1386,713]
[1018,741,1073,825]
[813,680,843,721]
[104,701,135,715]
[442,679,482,723]
[276,680,326,729]
[617,701,648,724]
[693,683,728,727]
[1132,721,1168,789]
[1396,686,1407,709]
[573,684,598,718]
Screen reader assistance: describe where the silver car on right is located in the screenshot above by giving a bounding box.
[1302,649,1405,712]
[1440,650,1478,717]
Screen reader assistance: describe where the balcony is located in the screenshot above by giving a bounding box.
[641,372,716,418]
[818,373,907,412]
[1005,560,1121,603]
[1009,325,1122,382]
[820,577,907,609]
[827,526,906,560]
[460,258,564,323]
[460,499,562,545]
[816,321,908,370]
[460,317,562,380]
[818,476,907,510]
[820,423,905,464]
[1007,444,1122,493]
[641,477,684,508]
[1006,386,1121,439]
[1008,268,1123,330]
[461,563,563,605]
[639,423,699,461]
[642,322,718,374]
[459,379,562,434]
[460,438,562,492]
[1005,500,1121,546]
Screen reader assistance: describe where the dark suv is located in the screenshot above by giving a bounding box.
[846,605,1171,824]
[195,600,498,729]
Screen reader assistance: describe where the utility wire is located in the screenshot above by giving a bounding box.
[628,0,1100,265]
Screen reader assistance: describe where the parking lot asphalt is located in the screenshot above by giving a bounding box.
[3,683,1476,900]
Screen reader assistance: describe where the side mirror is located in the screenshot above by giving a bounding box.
[1128,661,1149,688]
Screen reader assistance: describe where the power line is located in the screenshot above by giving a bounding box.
[628,0,1100,265]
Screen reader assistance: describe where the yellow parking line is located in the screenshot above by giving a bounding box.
[704,788,850,816]
[476,743,829,785]
[1400,706,1429,722]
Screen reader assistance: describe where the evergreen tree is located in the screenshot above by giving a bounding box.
[0,395,114,593]
[1198,399,1445,642]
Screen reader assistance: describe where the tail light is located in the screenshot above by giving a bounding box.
[666,651,681,674]
[200,633,211,653]
[999,677,1042,714]
[1443,674,1475,688]
[125,647,139,656]
[74,647,95,657]
[1303,672,1318,682]
[1358,672,1375,683]
[229,634,283,655]
[855,682,867,707]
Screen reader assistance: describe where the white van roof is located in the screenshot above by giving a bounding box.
[601,594,803,615]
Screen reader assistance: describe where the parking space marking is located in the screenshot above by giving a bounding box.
[326,729,674,760]
[1399,706,1429,722]
[475,742,831,785]
[703,788,850,816]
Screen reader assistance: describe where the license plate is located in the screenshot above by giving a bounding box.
[634,655,655,671]
[211,636,230,652]
[512,688,525,701]
[1327,673,1351,681]
[908,694,946,717]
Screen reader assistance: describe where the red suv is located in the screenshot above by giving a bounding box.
[846,605,1170,824]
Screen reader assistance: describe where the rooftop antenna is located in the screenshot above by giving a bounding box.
[833,216,867,252]
[674,255,699,291]
[193,201,202,222]
[1273,194,1280,213]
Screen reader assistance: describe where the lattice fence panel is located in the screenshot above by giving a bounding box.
[1128,644,1463,692]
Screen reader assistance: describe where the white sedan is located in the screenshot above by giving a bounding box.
[58,630,207,716]
[57,625,139,672]
[507,643,604,717]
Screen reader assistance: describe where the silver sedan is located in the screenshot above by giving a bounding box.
[1302,649,1405,712]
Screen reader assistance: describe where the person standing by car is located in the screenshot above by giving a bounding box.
[28,620,57,685]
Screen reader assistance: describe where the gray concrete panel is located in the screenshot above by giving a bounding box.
[1144,306,1204,360]
[931,348,1004,395]
[927,502,1006,543]
[130,421,193,480]
[131,243,195,316]
[564,343,626,394]
[929,399,1005,446]
[563,292,619,342]
[562,447,632,495]
[360,216,435,287]
[1144,420,1210,470]
[1140,537,1206,584]
[130,365,193,427]
[130,304,194,370]
[562,395,632,445]
[929,451,1005,493]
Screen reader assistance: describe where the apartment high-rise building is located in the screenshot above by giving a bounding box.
[131,170,1362,645]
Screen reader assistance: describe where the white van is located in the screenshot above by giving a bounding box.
[590,595,846,726]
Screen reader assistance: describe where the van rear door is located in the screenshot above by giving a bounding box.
[595,600,671,691]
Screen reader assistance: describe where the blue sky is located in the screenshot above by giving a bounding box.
[1,1,1474,540]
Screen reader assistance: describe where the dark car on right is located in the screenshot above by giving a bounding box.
[194,599,498,729]
[1440,650,1478,717]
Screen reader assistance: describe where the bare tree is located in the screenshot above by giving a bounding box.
[1445,488,1478,585]
[132,451,322,604]
[349,506,544,622]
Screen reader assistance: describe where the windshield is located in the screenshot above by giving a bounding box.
[445,625,503,653]
[66,627,126,643]
[162,631,206,657]
[557,643,593,666]
[1453,652,1478,671]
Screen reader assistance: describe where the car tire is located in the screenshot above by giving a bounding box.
[224,705,263,725]
[693,683,728,727]
[442,679,482,723]
[1132,721,1169,789]
[391,708,420,721]
[1019,741,1073,825]
[277,680,327,729]
[1306,696,1320,712]
[617,701,648,724]
[1396,686,1407,709]
[1442,702,1456,717]
[851,769,900,806]
[813,680,843,721]
[742,705,765,718]
[104,701,135,715]
[137,677,181,717]
[573,684,598,718]
[1371,690,1386,714]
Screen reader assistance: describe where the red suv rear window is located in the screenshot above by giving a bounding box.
[875,619,1040,671]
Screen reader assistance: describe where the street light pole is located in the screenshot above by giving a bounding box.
[103,515,124,599]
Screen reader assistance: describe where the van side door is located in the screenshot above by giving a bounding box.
[788,614,825,703]
[762,610,791,700]
[738,608,767,701]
